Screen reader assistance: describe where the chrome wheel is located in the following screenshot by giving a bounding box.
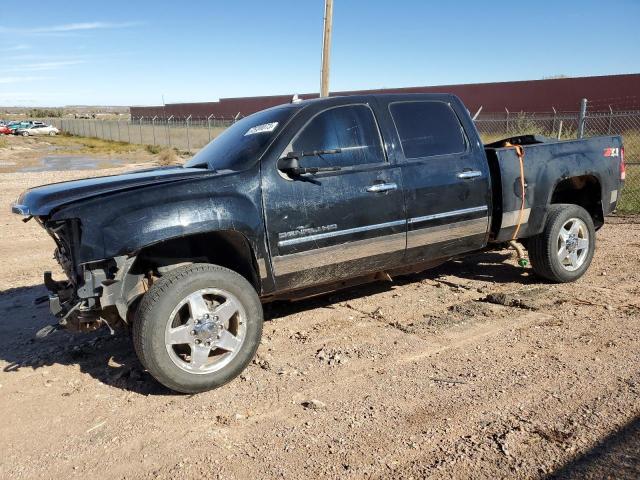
[557,217,589,271]
[164,288,247,374]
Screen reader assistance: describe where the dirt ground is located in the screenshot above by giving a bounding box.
[0,138,639,479]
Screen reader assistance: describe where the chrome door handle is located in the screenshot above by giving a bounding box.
[457,170,482,179]
[366,182,398,193]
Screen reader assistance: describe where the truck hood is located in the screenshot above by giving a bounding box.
[12,166,214,217]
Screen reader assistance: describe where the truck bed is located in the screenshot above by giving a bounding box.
[485,135,624,242]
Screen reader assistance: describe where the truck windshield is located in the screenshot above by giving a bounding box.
[185,106,297,170]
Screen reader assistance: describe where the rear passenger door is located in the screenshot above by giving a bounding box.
[384,99,491,263]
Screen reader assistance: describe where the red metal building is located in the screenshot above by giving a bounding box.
[130,73,640,119]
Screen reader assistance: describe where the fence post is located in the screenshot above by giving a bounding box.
[186,115,192,151]
[152,116,157,146]
[117,120,121,142]
[208,114,214,142]
[557,120,563,140]
[551,107,557,137]
[607,105,613,135]
[505,108,510,135]
[127,120,131,143]
[139,117,143,144]
[167,115,173,147]
[577,98,587,139]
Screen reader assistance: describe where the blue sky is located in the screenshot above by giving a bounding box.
[1,0,638,106]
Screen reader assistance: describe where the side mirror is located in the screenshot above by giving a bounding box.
[277,150,342,176]
[277,155,301,175]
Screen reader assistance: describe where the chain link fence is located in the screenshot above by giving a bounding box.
[43,105,639,213]
[45,116,239,152]
[474,110,639,213]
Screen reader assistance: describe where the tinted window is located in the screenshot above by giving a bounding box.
[389,101,466,159]
[290,104,385,168]
[185,106,297,170]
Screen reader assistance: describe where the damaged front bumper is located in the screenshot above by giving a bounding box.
[43,269,105,333]
[43,255,143,333]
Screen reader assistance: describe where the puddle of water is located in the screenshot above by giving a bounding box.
[19,155,126,172]
[45,144,83,152]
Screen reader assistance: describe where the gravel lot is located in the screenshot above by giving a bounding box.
[0,140,639,479]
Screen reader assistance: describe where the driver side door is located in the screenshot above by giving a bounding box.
[262,103,406,291]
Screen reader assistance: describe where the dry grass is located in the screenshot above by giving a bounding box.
[48,133,143,155]
[156,148,182,166]
[145,144,163,154]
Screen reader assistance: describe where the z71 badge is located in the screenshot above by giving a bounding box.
[603,147,620,157]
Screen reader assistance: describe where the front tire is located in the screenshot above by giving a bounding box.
[21,131,29,137]
[528,204,596,283]
[133,263,263,393]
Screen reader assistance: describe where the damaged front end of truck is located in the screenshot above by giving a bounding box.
[11,161,265,339]
[30,215,143,335]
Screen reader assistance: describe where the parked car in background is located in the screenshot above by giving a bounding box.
[0,125,11,135]
[15,124,59,136]
[8,121,32,133]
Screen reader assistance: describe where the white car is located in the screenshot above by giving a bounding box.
[17,124,59,136]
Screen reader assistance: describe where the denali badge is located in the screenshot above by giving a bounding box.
[278,224,338,240]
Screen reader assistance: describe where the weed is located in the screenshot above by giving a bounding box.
[145,144,162,154]
[48,135,140,155]
[157,148,181,166]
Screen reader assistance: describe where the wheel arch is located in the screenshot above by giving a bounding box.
[131,230,263,291]
[109,230,265,322]
[549,174,604,229]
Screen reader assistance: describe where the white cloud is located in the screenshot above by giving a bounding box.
[0,76,52,84]
[0,44,30,52]
[0,21,142,35]
[5,60,85,72]
[0,88,93,107]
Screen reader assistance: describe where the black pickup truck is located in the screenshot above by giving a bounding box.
[12,94,625,393]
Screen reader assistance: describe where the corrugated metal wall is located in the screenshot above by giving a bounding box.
[130,73,640,119]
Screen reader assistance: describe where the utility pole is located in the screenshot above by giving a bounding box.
[320,0,333,97]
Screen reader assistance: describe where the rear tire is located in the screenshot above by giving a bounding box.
[133,263,263,393]
[21,131,29,137]
[528,204,595,283]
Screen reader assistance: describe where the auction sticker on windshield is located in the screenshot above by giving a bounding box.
[244,122,278,136]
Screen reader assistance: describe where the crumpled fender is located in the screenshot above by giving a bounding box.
[51,168,266,264]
